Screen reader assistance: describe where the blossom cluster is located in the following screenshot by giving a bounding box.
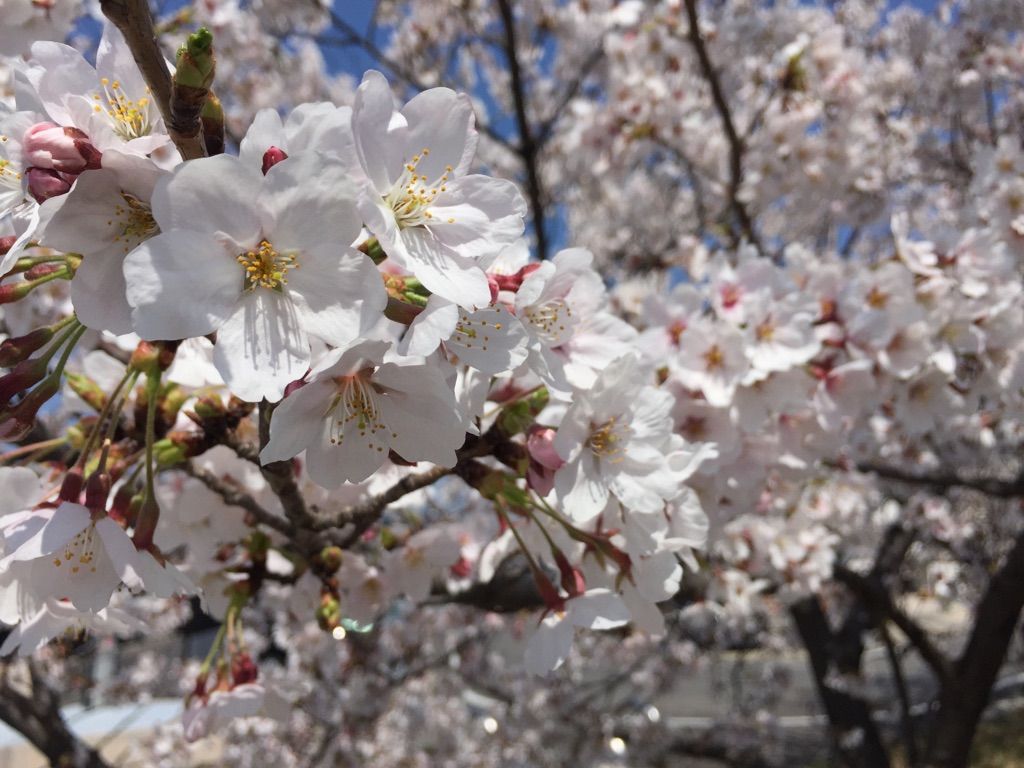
[1,0,1023,758]
[0,20,712,738]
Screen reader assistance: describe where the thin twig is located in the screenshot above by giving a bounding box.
[182,461,292,536]
[496,0,549,260]
[683,0,764,257]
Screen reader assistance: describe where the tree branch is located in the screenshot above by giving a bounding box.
[496,0,550,260]
[857,462,1024,498]
[316,9,517,153]
[927,528,1024,767]
[182,460,293,536]
[833,564,953,686]
[99,0,206,160]
[0,661,110,768]
[683,0,764,256]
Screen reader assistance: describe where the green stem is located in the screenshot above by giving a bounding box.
[0,436,67,464]
[143,371,161,502]
[77,366,138,470]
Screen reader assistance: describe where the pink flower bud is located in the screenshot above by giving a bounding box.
[492,263,542,293]
[25,167,72,203]
[526,425,563,496]
[0,237,15,257]
[261,146,288,175]
[0,375,60,441]
[23,122,101,174]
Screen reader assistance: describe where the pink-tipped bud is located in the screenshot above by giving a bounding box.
[0,326,56,367]
[0,237,15,257]
[261,146,288,175]
[0,357,50,406]
[0,376,60,441]
[492,263,542,293]
[23,122,102,174]
[23,262,65,281]
[25,167,72,203]
[526,426,563,496]
[0,280,37,305]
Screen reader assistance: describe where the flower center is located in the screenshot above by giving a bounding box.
[93,78,154,141]
[327,373,391,450]
[703,344,725,370]
[524,299,574,346]
[236,239,298,291]
[52,524,99,575]
[588,416,630,462]
[384,148,455,228]
[111,193,158,252]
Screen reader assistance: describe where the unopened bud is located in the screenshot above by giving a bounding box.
[261,146,288,175]
[0,357,50,406]
[0,279,39,305]
[129,340,174,376]
[153,434,195,466]
[0,326,57,367]
[0,375,60,440]
[317,546,343,574]
[175,28,216,90]
[492,263,542,293]
[23,262,66,281]
[65,372,107,411]
[526,426,563,495]
[316,594,341,631]
[200,93,225,156]
[0,237,15,257]
[23,122,101,174]
[25,167,72,203]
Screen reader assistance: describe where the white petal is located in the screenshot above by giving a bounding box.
[399,227,490,309]
[401,86,477,180]
[151,155,262,245]
[524,615,574,676]
[399,294,459,357]
[286,245,386,348]
[567,589,631,630]
[259,153,362,251]
[124,230,241,340]
[259,380,336,465]
[352,70,406,194]
[213,289,310,402]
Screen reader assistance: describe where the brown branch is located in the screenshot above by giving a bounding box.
[535,45,605,148]
[316,10,517,153]
[790,596,892,768]
[0,661,110,768]
[99,0,206,160]
[496,0,549,261]
[857,462,1024,498]
[682,0,764,257]
[256,400,313,533]
[182,460,293,536]
[927,528,1024,767]
[833,564,953,686]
